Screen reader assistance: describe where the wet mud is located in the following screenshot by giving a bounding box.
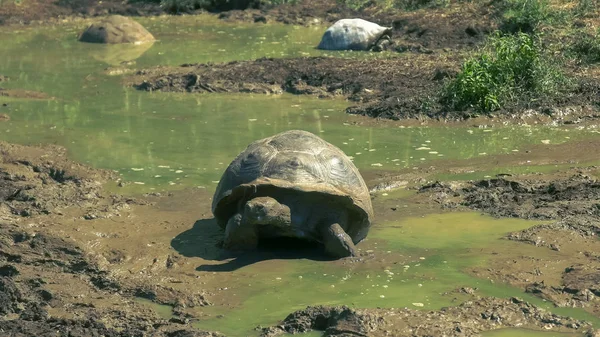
[419,166,600,317]
[0,0,161,26]
[0,88,52,100]
[260,296,595,337]
[130,55,600,123]
[0,141,220,336]
[218,0,492,51]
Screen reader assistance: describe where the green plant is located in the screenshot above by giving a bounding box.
[338,0,371,11]
[441,32,570,114]
[571,29,600,64]
[498,0,553,34]
[574,0,598,18]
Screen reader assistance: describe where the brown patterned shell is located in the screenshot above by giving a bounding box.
[212,130,373,243]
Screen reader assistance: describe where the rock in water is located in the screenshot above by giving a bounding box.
[317,18,392,51]
[78,15,155,44]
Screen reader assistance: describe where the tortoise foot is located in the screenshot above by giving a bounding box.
[223,213,258,251]
[321,223,357,258]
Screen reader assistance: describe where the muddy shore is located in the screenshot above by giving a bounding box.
[0,0,162,26]
[260,297,594,337]
[419,166,600,317]
[0,141,220,336]
[129,56,600,124]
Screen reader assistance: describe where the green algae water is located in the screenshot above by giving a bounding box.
[1,17,598,194]
[183,212,600,336]
[1,15,600,337]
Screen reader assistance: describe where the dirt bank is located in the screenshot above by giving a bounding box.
[0,0,162,25]
[219,0,492,51]
[260,296,595,337]
[0,141,138,219]
[0,0,493,54]
[0,141,220,336]
[419,166,600,316]
[130,55,600,123]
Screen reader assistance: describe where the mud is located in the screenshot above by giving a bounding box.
[0,141,146,219]
[0,0,161,26]
[219,0,493,51]
[0,141,220,336]
[260,296,596,337]
[419,169,600,220]
[130,55,600,123]
[0,88,52,100]
[418,166,600,317]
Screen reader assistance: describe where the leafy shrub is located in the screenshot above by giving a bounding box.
[573,0,599,18]
[441,32,570,113]
[498,0,553,34]
[571,29,600,64]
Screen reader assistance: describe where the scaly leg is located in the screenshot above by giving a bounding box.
[320,223,357,258]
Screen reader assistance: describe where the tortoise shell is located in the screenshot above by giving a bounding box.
[212,130,373,243]
[317,18,392,51]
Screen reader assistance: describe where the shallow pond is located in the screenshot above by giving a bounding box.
[1,15,599,337]
[0,16,598,194]
[166,210,600,336]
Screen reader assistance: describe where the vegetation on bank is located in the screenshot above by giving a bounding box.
[124,0,599,117]
[571,29,600,64]
[438,0,600,115]
[440,32,570,113]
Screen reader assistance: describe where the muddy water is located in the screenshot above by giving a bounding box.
[2,15,600,337]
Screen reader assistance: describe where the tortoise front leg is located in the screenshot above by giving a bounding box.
[320,223,357,258]
[223,213,258,251]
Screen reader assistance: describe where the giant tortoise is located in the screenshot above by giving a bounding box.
[78,15,155,44]
[317,18,393,51]
[211,130,374,258]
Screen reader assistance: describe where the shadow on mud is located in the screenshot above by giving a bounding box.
[171,218,333,272]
